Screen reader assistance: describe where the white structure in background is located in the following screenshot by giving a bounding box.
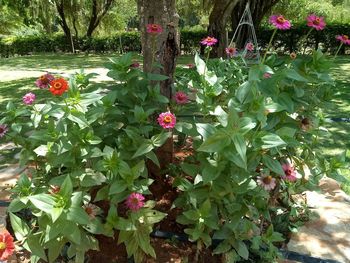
[229,2,260,65]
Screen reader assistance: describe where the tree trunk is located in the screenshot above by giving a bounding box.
[54,0,75,53]
[231,0,281,47]
[138,0,180,169]
[208,0,240,57]
[86,0,114,37]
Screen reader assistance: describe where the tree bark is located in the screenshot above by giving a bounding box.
[54,0,75,53]
[86,0,114,37]
[207,0,240,57]
[138,0,180,169]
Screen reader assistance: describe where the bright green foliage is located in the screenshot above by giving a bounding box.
[1,49,349,262]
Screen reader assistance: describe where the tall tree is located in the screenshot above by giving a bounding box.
[137,0,180,168]
[86,0,115,37]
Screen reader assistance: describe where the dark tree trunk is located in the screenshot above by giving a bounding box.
[138,0,180,169]
[54,0,75,53]
[231,0,281,47]
[207,0,240,57]
[86,0,114,37]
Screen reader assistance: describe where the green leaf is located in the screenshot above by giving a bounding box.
[132,141,154,158]
[232,134,247,168]
[196,123,216,140]
[276,92,294,113]
[198,131,231,152]
[195,52,207,75]
[151,132,171,147]
[67,206,90,225]
[109,180,128,195]
[51,207,63,222]
[210,106,228,126]
[235,241,249,260]
[144,210,167,224]
[67,111,89,129]
[28,194,55,214]
[262,155,284,176]
[34,145,48,156]
[9,213,30,241]
[27,234,47,261]
[145,151,160,167]
[260,133,286,149]
[59,175,73,199]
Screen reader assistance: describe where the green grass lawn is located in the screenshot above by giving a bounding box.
[0,53,349,192]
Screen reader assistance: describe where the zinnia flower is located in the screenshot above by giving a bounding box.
[200,36,218,46]
[301,117,312,131]
[35,73,55,89]
[225,47,237,57]
[263,72,272,79]
[282,163,297,182]
[307,14,326,31]
[125,193,145,212]
[0,124,8,138]
[130,62,140,68]
[83,203,100,219]
[245,42,254,51]
[157,112,176,129]
[269,15,291,30]
[175,91,189,104]
[146,24,163,34]
[22,92,36,105]
[49,78,69,96]
[336,34,350,45]
[0,230,15,261]
[290,52,297,59]
[257,174,276,191]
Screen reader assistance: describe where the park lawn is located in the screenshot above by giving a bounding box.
[0,53,349,192]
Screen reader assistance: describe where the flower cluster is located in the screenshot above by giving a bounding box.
[49,78,69,96]
[336,34,350,45]
[0,230,15,261]
[146,24,163,34]
[307,14,326,31]
[158,112,176,129]
[175,91,189,104]
[125,193,145,211]
[269,15,291,30]
[22,92,36,105]
[35,73,54,89]
[200,36,218,47]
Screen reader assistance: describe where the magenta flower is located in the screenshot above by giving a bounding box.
[125,193,145,212]
[263,73,272,79]
[225,47,237,58]
[35,73,55,89]
[336,35,350,45]
[245,42,254,51]
[307,14,326,31]
[282,163,297,182]
[146,24,163,34]
[257,174,276,191]
[22,92,36,105]
[0,124,8,138]
[200,36,218,46]
[175,91,189,104]
[157,112,176,129]
[269,15,291,30]
[130,62,140,68]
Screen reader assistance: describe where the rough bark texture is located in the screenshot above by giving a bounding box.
[54,0,75,53]
[86,0,114,37]
[207,0,240,58]
[231,0,281,47]
[138,0,180,169]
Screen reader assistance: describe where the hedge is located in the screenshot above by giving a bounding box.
[0,24,349,57]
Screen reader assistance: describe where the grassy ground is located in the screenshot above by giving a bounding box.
[0,53,349,192]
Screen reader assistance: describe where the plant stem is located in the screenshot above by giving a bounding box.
[334,43,343,59]
[150,36,156,71]
[262,29,277,64]
[204,47,211,75]
[302,28,313,55]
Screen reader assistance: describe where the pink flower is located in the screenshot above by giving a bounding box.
[263,73,272,79]
[175,91,189,104]
[225,47,237,57]
[336,34,350,45]
[22,92,36,105]
[0,124,8,138]
[307,14,326,31]
[200,36,218,46]
[130,62,140,68]
[146,24,163,34]
[125,193,145,212]
[269,15,291,30]
[157,112,176,129]
[0,230,15,261]
[282,163,297,182]
[245,42,254,51]
[83,203,100,219]
[35,73,55,89]
[257,174,276,191]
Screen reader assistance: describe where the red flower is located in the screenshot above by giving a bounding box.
[175,91,189,104]
[0,230,15,261]
[49,78,69,96]
[146,24,163,34]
